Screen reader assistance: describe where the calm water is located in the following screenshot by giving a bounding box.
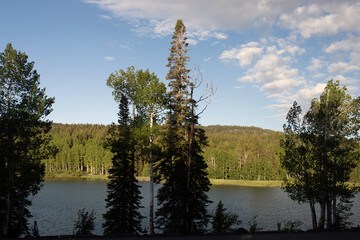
[28,180,360,236]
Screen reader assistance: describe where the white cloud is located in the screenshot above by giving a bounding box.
[86,0,360,41]
[219,42,263,67]
[238,75,253,83]
[204,57,211,62]
[214,32,228,40]
[267,103,293,111]
[104,56,115,61]
[187,38,198,46]
[279,2,360,38]
[276,38,305,56]
[85,0,360,123]
[328,61,360,74]
[295,83,326,101]
[268,83,327,115]
[314,73,326,79]
[84,0,302,40]
[227,39,305,95]
[100,14,111,20]
[307,58,323,71]
[333,75,359,85]
[325,36,360,63]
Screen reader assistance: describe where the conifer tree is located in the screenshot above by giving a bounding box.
[0,43,54,237]
[155,19,211,235]
[103,94,143,235]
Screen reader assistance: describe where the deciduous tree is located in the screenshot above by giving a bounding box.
[281,80,360,229]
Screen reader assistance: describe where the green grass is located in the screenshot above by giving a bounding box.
[45,173,284,187]
[44,173,360,188]
[210,179,284,187]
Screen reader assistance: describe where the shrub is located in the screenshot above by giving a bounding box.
[211,201,241,232]
[74,209,96,235]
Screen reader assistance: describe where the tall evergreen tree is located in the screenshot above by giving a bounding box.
[0,43,54,237]
[103,94,143,235]
[155,19,211,235]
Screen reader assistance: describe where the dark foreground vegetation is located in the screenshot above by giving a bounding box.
[14,229,360,240]
[1,19,360,238]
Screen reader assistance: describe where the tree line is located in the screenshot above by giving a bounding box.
[43,124,360,183]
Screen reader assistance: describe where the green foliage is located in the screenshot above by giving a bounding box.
[211,201,241,233]
[74,209,96,235]
[248,216,262,233]
[106,65,166,235]
[277,220,302,232]
[40,123,360,184]
[43,123,113,175]
[0,43,54,237]
[155,19,211,235]
[203,126,283,181]
[103,95,143,235]
[281,80,360,229]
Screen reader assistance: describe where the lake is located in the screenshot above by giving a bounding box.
[29,179,360,236]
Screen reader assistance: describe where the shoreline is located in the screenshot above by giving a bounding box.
[44,173,284,187]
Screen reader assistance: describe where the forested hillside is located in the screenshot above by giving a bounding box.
[203,125,284,180]
[43,123,360,182]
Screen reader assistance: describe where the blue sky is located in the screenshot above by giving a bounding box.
[1,0,359,131]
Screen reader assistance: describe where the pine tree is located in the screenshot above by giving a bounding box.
[103,94,143,235]
[0,43,54,237]
[155,19,211,235]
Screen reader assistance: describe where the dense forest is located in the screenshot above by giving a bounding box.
[44,123,360,182]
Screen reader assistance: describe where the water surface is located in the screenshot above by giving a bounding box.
[29,180,360,236]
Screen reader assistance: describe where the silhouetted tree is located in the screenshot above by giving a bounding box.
[212,201,241,233]
[0,43,54,237]
[74,209,96,235]
[103,94,143,235]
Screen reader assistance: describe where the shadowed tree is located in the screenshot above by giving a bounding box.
[155,19,212,235]
[0,43,54,237]
[106,67,166,234]
[212,201,241,233]
[103,94,143,235]
[281,80,360,229]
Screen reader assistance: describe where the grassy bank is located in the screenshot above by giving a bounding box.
[210,179,283,187]
[44,172,284,187]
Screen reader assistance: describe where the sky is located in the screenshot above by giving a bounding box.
[1,0,359,131]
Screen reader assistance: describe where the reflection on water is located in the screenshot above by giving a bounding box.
[29,180,360,236]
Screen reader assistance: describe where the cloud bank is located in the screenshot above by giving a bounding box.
[86,0,360,120]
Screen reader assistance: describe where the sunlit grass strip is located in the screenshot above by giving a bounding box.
[210,179,284,187]
[45,174,359,188]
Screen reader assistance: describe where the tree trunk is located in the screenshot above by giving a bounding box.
[319,200,326,229]
[149,113,154,235]
[132,99,135,122]
[332,196,337,227]
[327,198,332,228]
[309,199,317,229]
[3,157,11,236]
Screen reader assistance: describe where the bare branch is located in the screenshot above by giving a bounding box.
[190,65,217,117]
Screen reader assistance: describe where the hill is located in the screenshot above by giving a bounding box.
[43,123,359,182]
